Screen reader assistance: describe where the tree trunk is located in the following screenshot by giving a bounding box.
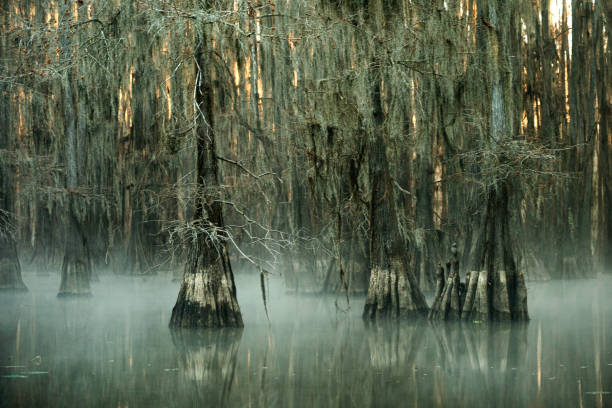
[462,185,529,321]
[0,234,27,291]
[0,1,27,292]
[169,36,242,328]
[57,2,92,297]
[58,197,92,296]
[57,71,92,297]
[430,0,529,321]
[600,1,612,269]
[363,79,428,320]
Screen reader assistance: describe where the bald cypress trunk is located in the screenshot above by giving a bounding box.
[57,71,92,297]
[469,0,528,321]
[0,0,27,292]
[0,235,26,291]
[56,0,92,296]
[601,2,612,269]
[0,11,26,291]
[363,79,428,320]
[0,132,26,291]
[432,0,528,321]
[462,184,528,321]
[169,36,242,328]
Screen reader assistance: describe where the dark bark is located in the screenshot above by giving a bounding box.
[0,235,27,291]
[57,1,92,296]
[363,79,428,320]
[430,186,529,322]
[431,0,529,321]
[428,245,462,320]
[57,197,92,297]
[170,36,242,329]
[0,3,27,292]
[556,0,594,279]
[600,1,612,269]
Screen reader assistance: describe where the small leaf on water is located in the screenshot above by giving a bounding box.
[2,374,28,378]
[473,320,481,324]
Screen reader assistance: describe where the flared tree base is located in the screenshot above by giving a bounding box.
[430,185,529,322]
[363,264,429,320]
[429,269,530,322]
[0,258,28,292]
[170,270,243,328]
[560,256,593,279]
[57,259,91,297]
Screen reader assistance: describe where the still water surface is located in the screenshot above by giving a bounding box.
[1,274,611,407]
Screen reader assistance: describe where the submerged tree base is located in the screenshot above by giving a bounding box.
[430,187,529,322]
[57,292,92,298]
[57,259,91,297]
[0,253,28,292]
[170,269,243,329]
[363,264,429,320]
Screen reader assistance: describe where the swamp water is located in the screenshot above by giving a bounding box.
[1,274,612,407]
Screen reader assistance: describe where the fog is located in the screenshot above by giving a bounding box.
[1,272,612,407]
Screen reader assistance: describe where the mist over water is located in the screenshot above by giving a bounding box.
[1,273,612,407]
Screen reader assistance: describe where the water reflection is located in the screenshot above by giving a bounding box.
[0,275,611,407]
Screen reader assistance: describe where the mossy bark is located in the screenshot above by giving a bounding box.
[57,44,92,297]
[169,34,242,328]
[363,80,428,320]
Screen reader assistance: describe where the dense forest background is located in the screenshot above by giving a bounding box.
[1,0,610,299]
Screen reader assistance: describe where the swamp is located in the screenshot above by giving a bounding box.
[1,0,612,406]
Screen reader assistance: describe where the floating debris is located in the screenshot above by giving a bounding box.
[585,391,610,395]
[21,371,48,375]
[2,374,28,379]
[163,368,179,372]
